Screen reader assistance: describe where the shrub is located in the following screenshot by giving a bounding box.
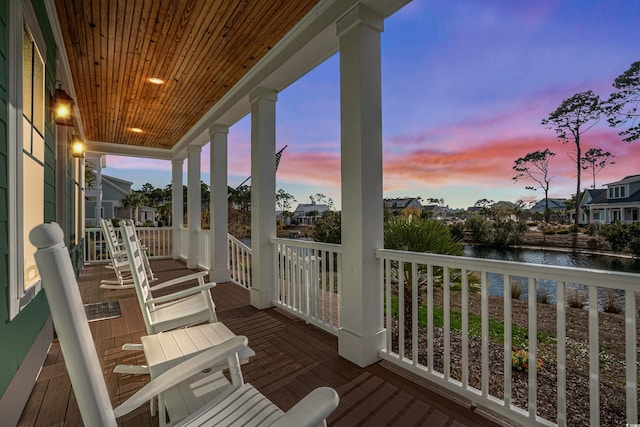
[537,286,551,304]
[511,280,524,300]
[587,238,600,250]
[111,218,122,227]
[566,288,586,309]
[585,223,598,236]
[544,229,557,235]
[465,216,492,245]
[601,222,630,253]
[144,220,154,227]
[556,228,571,235]
[449,222,465,241]
[602,289,622,314]
[312,211,341,244]
[628,222,640,258]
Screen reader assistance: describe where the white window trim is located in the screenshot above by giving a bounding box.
[8,1,48,320]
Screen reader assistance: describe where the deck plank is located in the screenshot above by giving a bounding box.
[19,259,500,426]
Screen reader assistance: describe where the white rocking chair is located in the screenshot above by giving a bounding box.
[99,218,135,289]
[120,220,218,334]
[30,222,339,427]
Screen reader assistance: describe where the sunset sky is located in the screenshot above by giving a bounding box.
[105,0,640,210]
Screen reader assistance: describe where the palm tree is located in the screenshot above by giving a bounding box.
[384,216,464,342]
[121,191,148,224]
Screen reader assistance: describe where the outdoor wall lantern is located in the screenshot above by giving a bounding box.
[70,133,85,158]
[54,80,74,126]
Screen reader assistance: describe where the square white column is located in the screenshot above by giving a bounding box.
[337,5,385,367]
[209,125,230,282]
[171,158,184,260]
[187,147,201,269]
[249,87,278,309]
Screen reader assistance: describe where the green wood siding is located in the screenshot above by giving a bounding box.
[0,0,57,396]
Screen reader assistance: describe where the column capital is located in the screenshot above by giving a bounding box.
[249,87,278,104]
[186,146,202,155]
[209,124,229,135]
[337,4,383,36]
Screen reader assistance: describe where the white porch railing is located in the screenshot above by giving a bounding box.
[271,238,342,335]
[179,226,189,259]
[375,248,639,427]
[228,234,252,288]
[84,226,172,262]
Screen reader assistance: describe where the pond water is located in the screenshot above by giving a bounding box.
[464,245,640,307]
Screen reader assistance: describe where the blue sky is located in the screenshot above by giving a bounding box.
[105,0,640,209]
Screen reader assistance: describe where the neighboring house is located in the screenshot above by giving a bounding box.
[291,202,330,225]
[384,197,423,215]
[85,166,158,226]
[581,174,640,224]
[422,204,448,219]
[529,198,568,214]
[85,174,133,226]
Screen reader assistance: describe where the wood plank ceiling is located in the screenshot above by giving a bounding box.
[55,0,320,149]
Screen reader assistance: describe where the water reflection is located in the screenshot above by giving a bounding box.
[464,245,640,310]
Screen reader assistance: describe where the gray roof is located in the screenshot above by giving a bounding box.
[604,174,640,186]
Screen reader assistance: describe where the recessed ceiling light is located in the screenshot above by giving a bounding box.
[147,77,165,85]
[130,127,143,133]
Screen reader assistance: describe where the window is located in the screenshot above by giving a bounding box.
[8,2,47,318]
[608,185,627,199]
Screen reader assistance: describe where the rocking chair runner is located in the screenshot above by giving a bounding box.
[120,220,218,334]
[30,222,339,426]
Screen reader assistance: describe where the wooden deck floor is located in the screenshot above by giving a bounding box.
[18,259,503,427]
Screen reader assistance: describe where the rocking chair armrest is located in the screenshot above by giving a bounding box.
[149,270,210,291]
[271,387,339,427]
[145,282,216,304]
[113,336,248,419]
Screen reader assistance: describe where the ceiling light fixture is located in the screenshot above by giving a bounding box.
[130,127,143,133]
[147,77,165,85]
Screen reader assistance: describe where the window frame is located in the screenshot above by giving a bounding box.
[8,1,48,320]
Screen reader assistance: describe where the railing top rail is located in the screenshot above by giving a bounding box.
[375,248,640,291]
[271,237,342,253]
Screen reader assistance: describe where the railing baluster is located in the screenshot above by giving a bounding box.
[443,266,450,380]
[481,270,489,399]
[504,274,512,409]
[625,289,638,424]
[557,281,567,427]
[527,276,537,420]
[588,285,599,426]
[385,258,392,355]
[330,251,335,328]
[427,264,434,373]
[412,262,418,366]
[399,261,405,361]
[461,268,469,389]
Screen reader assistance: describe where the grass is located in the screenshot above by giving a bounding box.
[389,295,553,348]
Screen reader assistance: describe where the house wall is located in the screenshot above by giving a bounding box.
[0,1,62,420]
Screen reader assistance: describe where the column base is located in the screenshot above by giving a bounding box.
[249,288,275,309]
[209,268,230,283]
[338,327,386,367]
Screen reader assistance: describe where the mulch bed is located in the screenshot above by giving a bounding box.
[390,288,640,426]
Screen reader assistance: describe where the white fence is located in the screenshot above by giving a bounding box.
[375,248,639,426]
[271,238,342,335]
